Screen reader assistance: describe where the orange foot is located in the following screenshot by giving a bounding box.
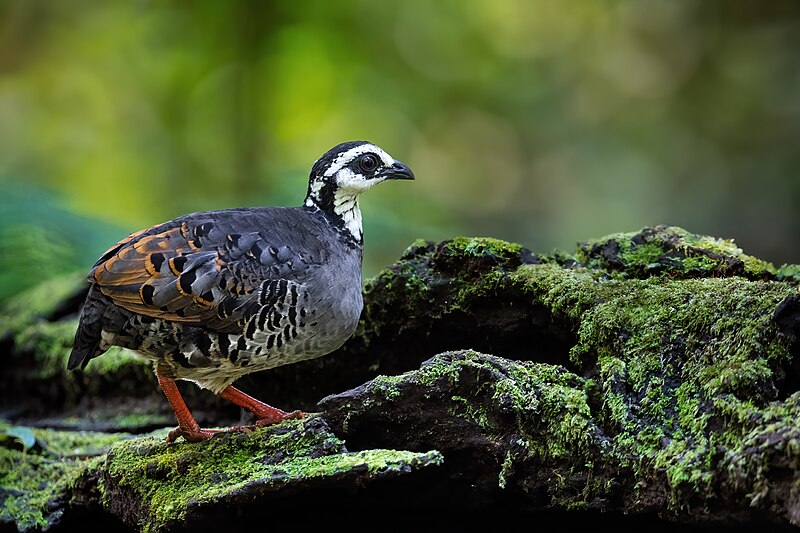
[255,409,304,427]
[165,413,305,443]
[218,386,304,426]
[166,426,221,444]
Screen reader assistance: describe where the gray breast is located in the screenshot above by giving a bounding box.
[163,210,364,390]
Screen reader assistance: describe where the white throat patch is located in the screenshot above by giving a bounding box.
[333,188,362,241]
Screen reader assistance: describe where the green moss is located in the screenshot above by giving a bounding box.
[621,241,666,269]
[0,272,86,332]
[450,395,492,431]
[84,347,149,375]
[461,353,606,505]
[365,373,404,401]
[689,233,776,276]
[444,236,523,257]
[14,320,80,379]
[503,259,795,507]
[0,423,130,531]
[417,355,465,387]
[509,262,613,323]
[377,350,599,476]
[104,416,442,531]
[366,234,797,510]
[0,271,149,384]
[516,368,595,459]
[776,263,800,283]
[11,317,149,381]
[577,225,777,279]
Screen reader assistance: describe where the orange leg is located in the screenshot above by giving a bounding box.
[218,385,303,426]
[157,374,219,443]
[157,375,303,444]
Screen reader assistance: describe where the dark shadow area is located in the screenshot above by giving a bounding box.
[134,469,798,533]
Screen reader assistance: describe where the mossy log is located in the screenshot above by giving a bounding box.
[2,225,800,531]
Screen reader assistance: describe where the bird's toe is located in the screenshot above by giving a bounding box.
[166,426,219,444]
[254,410,304,427]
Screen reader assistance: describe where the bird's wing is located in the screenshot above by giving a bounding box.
[90,208,326,332]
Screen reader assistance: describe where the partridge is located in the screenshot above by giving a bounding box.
[68,141,414,443]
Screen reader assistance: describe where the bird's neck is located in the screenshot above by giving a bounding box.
[304,182,363,245]
[332,189,363,243]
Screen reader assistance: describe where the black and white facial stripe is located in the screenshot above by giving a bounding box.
[304,141,411,242]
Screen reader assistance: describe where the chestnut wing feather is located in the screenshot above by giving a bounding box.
[90,208,326,331]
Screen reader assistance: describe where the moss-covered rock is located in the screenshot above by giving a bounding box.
[4,225,800,530]
[312,226,800,526]
[0,421,130,531]
[324,228,798,392]
[576,225,777,279]
[321,348,800,527]
[102,415,442,532]
[320,350,608,505]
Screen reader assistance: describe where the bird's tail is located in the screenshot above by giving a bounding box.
[67,284,107,371]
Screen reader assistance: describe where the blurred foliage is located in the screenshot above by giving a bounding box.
[0,187,123,300]
[0,0,799,302]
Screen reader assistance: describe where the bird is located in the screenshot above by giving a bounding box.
[67,141,414,443]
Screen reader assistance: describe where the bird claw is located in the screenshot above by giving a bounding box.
[165,411,305,443]
[166,427,219,444]
[255,409,304,427]
[167,411,305,444]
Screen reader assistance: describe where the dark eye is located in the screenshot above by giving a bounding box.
[358,154,379,173]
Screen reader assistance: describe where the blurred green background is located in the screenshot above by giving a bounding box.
[1,0,799,301]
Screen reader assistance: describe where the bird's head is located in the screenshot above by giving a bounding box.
[304,141,414,240]
[305,141,414,205]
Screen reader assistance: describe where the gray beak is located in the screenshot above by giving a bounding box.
[384,160,415,180]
